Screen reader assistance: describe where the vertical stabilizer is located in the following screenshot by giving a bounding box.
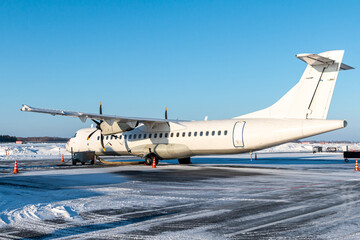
[236,50,353,120]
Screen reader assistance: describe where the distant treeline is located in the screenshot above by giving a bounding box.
[0,135,68,143]
[0,135,17,142]
[17,137,69,143]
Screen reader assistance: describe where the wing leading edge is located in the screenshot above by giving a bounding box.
[21,105,183,135]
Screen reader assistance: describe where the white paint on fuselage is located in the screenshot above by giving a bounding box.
[66,118,345,160]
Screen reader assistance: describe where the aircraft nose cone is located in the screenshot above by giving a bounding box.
[66,138,72,153]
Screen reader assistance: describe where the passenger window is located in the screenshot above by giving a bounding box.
[97,136,100,140]
[144,134,147,138]
[224,130,228,135]
[149,133,152,138]
[106,136,109,140]
[194,131,197,137]
[119,135,122,139]
[170,133,174,137]
[182,132,185,137]
[218,130,221,136]
[165,133,168,138]
[206,131,209,136]
[133,134,137,139]
[188,132,191,137]
[200,131,203,136]
[159,133,163,138]
[212,131,215,136]
[129,135,132,140]
[176,132,180,137]
[124,135,127,140]
[138,134,142,139]
[154,133,157,138]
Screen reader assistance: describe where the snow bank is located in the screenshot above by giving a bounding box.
[0,143,70,160]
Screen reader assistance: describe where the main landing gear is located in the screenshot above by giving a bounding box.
[145,154,159,166]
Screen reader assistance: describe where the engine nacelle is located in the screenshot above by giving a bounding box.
[100,120,136,135]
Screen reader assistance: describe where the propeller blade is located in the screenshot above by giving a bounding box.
[165,107,168,120]
[100,134,106,152]
[87,129,97,140]
[92,119,101,126]
[100,101,103,115]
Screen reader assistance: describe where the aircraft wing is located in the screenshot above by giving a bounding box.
[21,104,181,134]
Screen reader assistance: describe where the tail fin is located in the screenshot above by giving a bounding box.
[236,50,354,120]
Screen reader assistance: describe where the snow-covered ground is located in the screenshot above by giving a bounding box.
[1,156,360,239]
[2,142,360,238]
[0,143,70,160]
[1,142,360,161]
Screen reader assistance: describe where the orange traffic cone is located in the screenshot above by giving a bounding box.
[152,156,156,168]
[61,154,64,163]
[13,160,19,174]
[355,159,359,171]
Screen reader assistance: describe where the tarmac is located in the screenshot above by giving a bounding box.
[1,153,360,239]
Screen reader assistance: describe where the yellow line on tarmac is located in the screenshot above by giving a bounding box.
[97,157,144,165]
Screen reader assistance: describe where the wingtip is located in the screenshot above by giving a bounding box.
[21,104,30,112]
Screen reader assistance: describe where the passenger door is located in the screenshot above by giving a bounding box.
[233,121,246,147]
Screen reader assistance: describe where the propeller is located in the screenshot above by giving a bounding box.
[165,107,168,120]
[87,102,106,152]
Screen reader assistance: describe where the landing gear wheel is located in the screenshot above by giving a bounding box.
[72,159,76,165]
[90,159,95,165]
[145,154,159,166]
[178,157,191,164]
[145,156,153,166]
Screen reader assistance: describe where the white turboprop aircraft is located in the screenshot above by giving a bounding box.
[22,50,353,165]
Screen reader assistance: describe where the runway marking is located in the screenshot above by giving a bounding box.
[226,197,360,237]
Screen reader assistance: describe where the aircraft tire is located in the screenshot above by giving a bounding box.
[145,156,153,166]
[72,159,76,165]
[145,154,159,166]
[178,157,191,164]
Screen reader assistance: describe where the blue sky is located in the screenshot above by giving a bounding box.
[0,0,359,140]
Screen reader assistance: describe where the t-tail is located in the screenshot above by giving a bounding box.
[236,50,354,120]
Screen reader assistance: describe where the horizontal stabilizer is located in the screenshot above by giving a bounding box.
[340,63,354,70]
[297,53,354,70]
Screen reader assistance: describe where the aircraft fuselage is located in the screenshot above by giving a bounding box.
[66,118,346,160]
